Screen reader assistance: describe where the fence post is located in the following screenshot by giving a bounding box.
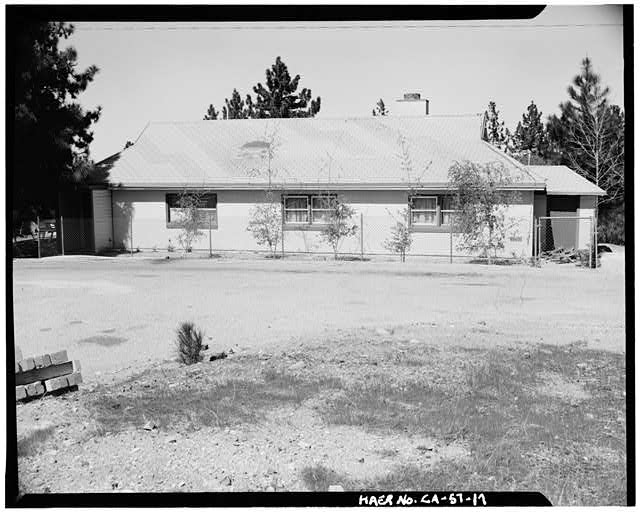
[60,215,65,256]
[360,212,364,261]
[589,217,593,269]
[130,216,133,256]
[281,201,285,259]
[449,217,453,264]
[36,215,41,259]
[537,220,541,267]
[209,212,212,258]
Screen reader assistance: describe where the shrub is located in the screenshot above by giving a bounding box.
[384,208,412,262]
[175,321,205,365]
[317,195,358,260]
[247,191,282,258]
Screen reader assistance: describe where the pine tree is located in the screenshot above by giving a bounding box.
[13,21,101,214]
[484,101,507,150]
[203,104,220,120]
[546,57,625,245]
[251,56,321,118]
[222,89,252,120]
[372,99,389,116]
[546,57,624,204]
[511,101,547,164]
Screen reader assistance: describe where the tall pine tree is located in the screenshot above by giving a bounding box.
[546,57,624,203]
[546,57,625,243]
[13,21,101,214]
[203,104,220,120]
[484,101,507,150]
[251,56,321,118]
[511,101,547,164]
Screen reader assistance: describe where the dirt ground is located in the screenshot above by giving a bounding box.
[12,253,627,501]
[12,252,625,384]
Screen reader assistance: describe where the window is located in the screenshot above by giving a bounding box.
[311,196,333,224]
[284,196,309,224]
[284,194,337,226]
[409,195,459,228]
[410,196,438,225]
[166,193,217,228]
[440,196,457,226]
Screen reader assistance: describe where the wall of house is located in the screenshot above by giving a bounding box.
[110,189,534,257]
[92,190,113,252]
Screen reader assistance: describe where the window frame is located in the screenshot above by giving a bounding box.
[410,195,439,226]
[283,193,338,228]
[283,195,310,225]
[166,192,218,229]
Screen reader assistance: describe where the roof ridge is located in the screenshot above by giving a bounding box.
[145,113,485,126]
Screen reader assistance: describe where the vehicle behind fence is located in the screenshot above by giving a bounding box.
[12,215,94,258]
[535,216,597,268]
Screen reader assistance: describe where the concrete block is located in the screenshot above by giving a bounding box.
[44,375,68,393]
[50,350,68,365]
[25,382,45,397]
[15,363,20,375]
[66,372,83,387]
[16,385,27,401]
[16,360,75,386]
[42,354,52,367]
[15,346,22,362]
[34,355,45,368]
[19,358,35,372]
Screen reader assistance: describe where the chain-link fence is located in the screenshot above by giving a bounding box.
[12,216,59,258]
[535,216,597,268]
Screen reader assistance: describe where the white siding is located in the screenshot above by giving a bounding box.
[92,190,113,252]
[111,189,535,257]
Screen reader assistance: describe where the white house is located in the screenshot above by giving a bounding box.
[63,95,605,258]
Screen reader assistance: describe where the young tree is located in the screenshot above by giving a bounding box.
[13,21,101,215]
[546,57,625,241]
[246,126,283,257]
[124,140,134,149]
[484,101,508,150]
[203,104,220,120]
[511,101,547,164]
[318,196,358,260]
[252,56,321,118]
[447,161,519,264]
[175,190,205,254]
[247,194,282,258]
[384,208,412,262]
[372,99,389,116]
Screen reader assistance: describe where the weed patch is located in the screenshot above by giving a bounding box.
[18,425,56,458]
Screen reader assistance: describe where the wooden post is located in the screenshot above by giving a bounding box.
[360,212,364,261]
[60,215,65,256]
[130,216,133,256]
[36,215,41,258]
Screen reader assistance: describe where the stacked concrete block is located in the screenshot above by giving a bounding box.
[15,348,82,402]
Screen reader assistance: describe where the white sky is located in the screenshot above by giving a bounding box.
[67,5,624,162]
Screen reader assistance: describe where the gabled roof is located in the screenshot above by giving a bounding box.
[526,165,607,196]
[97,114,544,190]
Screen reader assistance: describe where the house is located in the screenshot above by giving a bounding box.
[65,94,605,258]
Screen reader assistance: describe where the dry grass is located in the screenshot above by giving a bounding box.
[85,343,625,504]
[17,425,56,458]
[319,343,626,505]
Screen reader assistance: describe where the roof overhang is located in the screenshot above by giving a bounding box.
[108,181,546,192]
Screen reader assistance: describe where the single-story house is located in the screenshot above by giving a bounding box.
[63,95,605,257]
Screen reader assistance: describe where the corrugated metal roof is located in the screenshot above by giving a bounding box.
[97,115,544,190]
[526,165,606,196]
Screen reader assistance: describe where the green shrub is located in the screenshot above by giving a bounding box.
[175,321,205,365]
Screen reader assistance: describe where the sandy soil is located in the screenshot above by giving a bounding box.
[12,254,626,385]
